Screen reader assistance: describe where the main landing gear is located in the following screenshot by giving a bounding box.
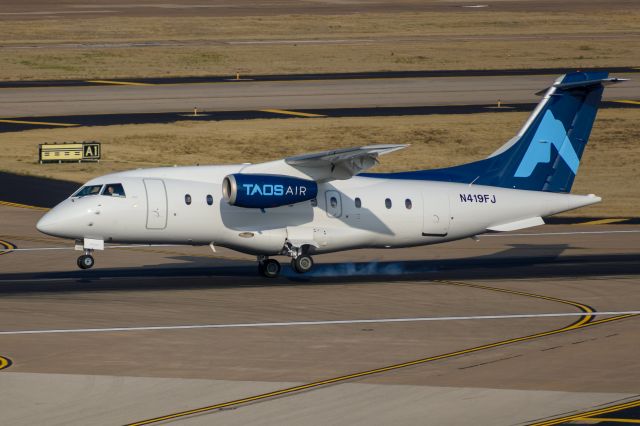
[258,257,281,278]
[77,249,95,270]
[257,248,315,278]
[291,255,313,274]
[285,243,314,275]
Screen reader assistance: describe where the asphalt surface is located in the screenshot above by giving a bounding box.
[3,101,640,133]
[1,0,638,19]
[0,200,639,425]
[1,251,640,291]
[1,66,637,89]
[0,172,77,206]
[2,73,638,119]
[0,103,540,132]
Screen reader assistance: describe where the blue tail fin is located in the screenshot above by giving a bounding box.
[367,72,625,193]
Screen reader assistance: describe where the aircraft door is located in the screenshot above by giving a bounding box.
[325,190,342,218]
[144,178,168,229]
[422,190,450,237]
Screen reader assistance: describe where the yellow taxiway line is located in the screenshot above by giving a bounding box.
[578,218,630,226]
[573,418,640,424]
[0,119,78,127]
[613,99,640,105]
[0,201,49,211]
[0,239,17,256]
[531,398,640,425]
[86,80,154,86]
[0,356,12,370]
[260,108,325,117]
[126,280,638,426]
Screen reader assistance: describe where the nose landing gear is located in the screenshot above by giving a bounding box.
[74,239,103,270]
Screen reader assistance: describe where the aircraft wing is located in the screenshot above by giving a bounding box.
[283,144,408,181]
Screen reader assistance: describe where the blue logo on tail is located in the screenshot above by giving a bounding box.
[514,109,580,178]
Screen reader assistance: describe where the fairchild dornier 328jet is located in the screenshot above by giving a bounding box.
[36,72,624,277]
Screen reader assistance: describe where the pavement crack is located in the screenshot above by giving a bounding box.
[458,354,523,370]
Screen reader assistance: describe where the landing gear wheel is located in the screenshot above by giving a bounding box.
[77,254,95,270]
[292,255,313,274]
[259,259,281,278]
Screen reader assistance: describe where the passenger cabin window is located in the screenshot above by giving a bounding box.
[385,198,392,209]
[185,194,192,205]
[73,185,103,197]
[405,198,412,209]
[102,183,126,197]
[330,196,338,208]
[206,194,214,206]
[355,197,362,208]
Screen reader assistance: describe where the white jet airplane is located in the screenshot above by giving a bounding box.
[36,72,624,277]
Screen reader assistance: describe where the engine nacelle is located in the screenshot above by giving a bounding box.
[222,174,318,208]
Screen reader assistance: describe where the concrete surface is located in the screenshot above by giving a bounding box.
[1,0,638,20]
[0,373,634,426]
[2,74,639,118]
[0,203,639,425]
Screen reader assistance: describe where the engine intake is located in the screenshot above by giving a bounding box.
[222,174,318,208]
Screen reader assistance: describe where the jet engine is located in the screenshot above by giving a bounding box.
[222,174,318,208]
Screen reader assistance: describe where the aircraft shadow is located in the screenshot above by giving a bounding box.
[0,244,638,294]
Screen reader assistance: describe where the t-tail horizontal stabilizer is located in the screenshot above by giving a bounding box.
[364,71,626,193]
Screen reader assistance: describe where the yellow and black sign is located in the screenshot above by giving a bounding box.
[83,142,100,160]
[39,141,101,163]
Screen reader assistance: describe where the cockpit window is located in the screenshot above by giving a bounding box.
[73,185,103,197]
[102,183,126,197]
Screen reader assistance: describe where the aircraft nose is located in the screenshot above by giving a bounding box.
[36,204,74,237]
[36,210,58,235]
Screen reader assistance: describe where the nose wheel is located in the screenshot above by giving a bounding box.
[77,254,95,270]
[258,258,281,278]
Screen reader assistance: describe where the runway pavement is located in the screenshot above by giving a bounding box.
[2,73,638,119]
[2,0,638,19]
[1,67,637,89]
[0,201,638,425]
[4,101,640,133]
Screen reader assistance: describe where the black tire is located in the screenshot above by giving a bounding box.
[261,259,281,278]
[293,255,313,274]
[78,255,94,270]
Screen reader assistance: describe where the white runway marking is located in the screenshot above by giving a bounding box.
[0,311,637,336]
[0,10,115,16]
[481,230,640,237]
[227,39,374,45]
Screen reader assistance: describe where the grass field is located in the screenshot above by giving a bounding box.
[1,109,637,217]
[1,11,639,80]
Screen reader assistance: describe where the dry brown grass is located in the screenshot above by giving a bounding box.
[3,13,638,43]
[1,12,639,80]
[1,109,638,216]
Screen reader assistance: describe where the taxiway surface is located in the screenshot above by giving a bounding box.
[0,202,638,425]
[2,73,639,118]
[1,0,638,19]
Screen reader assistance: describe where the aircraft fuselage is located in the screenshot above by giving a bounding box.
[37,165,599,256]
